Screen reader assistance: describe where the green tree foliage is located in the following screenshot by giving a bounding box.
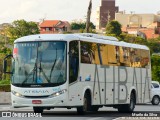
[119,33,148,45]
[71,22,95,31]
[146,37,160,54]
[71,22,86,30]
[151,55,160,82]
[106,20,122,36]
[7,19,39,41]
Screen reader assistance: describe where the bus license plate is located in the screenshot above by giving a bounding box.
[32,100,42,104]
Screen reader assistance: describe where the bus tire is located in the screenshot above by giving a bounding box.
[118,92,136,113]
[77,92,91,114]
[33,107,44,113]
[151,96,160,105]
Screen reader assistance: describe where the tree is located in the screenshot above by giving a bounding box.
[71,22,86,30]
[151,55,160,82]
[119,33,148,45]
[7,19,39,41]
[86,0,92,33]
[147,37,160,54]
[106,20,122,36]
[71,22,95,32]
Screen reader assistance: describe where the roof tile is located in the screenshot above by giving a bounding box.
[40,20,60,27]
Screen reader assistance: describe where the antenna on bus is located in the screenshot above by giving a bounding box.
[77,33,119,41]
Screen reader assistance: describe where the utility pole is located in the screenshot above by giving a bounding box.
[86,0,92,33]
[107,10,111,25]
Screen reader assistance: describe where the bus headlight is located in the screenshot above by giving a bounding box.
[12,90,24,97]
[50,89,67,97]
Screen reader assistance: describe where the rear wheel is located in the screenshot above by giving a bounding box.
[118,92,136,113]
[151,96,160,105]
[33,107,44,113]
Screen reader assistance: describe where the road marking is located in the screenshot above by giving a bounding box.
[113,117,125,120]
[87,117,104,120]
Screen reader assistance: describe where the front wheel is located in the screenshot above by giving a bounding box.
[77,93,91,114]
[151,96,160,105]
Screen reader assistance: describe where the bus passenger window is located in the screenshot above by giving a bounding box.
[81,42,92,64]
[107,45,117,65]
[81,42,100,64]
[131,49,141,67]
[141,50,150,68]
[129,48,144,68]
[100,44,108,65]
[121,47,130,66]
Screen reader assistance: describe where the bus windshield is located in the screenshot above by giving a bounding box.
[12,41,67,87]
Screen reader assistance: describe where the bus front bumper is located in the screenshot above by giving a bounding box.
[11,94,68,107]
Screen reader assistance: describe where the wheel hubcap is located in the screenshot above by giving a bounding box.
[154,97,159,104]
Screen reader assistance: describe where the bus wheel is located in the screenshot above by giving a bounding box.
[77,92,91,114]
[33,107,44,113]
[151,96,160,105]
[118,92,136,113]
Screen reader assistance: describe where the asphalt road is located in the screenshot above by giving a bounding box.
[0,104,160,120]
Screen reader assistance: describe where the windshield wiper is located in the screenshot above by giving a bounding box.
[39,60,50,83]
[50,48,57,81]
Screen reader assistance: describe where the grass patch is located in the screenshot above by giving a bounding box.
[0,79,10,85]
[0,80,11,92]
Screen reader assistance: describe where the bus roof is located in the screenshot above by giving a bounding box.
[14,33,149,50]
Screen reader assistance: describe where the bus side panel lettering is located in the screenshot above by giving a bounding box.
[118,67,128,103]
[132,67,139,103]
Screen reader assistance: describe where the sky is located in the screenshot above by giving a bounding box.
[0,0,160,24]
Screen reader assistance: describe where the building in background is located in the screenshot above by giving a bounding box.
[115,12,160,39]
[39,20,71,34]
[96,0,119,31]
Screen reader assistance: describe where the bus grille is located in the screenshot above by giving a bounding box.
[24,95,50,99]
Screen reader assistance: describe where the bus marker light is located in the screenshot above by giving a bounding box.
[32,100,42,104]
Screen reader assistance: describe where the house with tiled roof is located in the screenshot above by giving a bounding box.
[39,20,71,34]
[115,12,160,39]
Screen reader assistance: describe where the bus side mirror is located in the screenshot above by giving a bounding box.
[68,51,73,56]
[3,54,13,74]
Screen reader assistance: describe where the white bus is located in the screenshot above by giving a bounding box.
[3,33,151,114]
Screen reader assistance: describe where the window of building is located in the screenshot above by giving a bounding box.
[46,28,50,31]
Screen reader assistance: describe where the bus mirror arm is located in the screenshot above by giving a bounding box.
[3,54,13,74]
[3,60,7,73]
